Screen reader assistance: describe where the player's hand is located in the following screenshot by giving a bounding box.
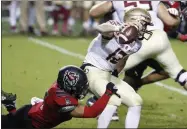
[105,82,120,98]
[167,8,179,17]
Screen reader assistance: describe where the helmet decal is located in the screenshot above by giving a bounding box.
[63,70,80,88]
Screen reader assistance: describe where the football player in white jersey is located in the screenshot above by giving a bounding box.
[81,8,152,128]
[88,1,187,128]
[89,1,187,89]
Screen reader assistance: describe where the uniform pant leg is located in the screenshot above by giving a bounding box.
[35,0,47,32]
[85,66,142,107]
[20,0,28,31]
[2,105,33,128]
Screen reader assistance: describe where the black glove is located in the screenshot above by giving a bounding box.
[105,82,120,98]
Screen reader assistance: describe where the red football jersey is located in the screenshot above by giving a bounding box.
[28,82,78,128]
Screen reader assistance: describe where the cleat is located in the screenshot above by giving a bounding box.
[2,90,17,112]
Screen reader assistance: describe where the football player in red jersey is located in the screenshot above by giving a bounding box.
[2,65,118,128]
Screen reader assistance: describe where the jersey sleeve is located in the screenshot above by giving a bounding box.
[95,20,122,38]
[112,1,125,22]
[152,1,161,15]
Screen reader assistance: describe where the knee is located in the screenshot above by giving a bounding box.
[125,94,143,107]
[134,94,143,106]
[108,95,122,106]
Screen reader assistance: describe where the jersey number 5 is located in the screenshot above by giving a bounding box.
[106,48,127,64]
[124,1,152,11]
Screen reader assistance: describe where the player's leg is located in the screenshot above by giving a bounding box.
[82,1,93,35]
[1,90,33,128]
[20,0,29,33]
[2,105,33,128]
[84,66,142,128]
[28,2,36,35]
[60,5,70,34]
[83,66,121,128]
[35,0,47,35]
[9,0,18,33]
[110,75,142,128]
[2,90,17,128]
[51,2,60,35]
[153,30,187,89]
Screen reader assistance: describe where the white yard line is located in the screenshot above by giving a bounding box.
[28,37,84,60]
[28,37,187,96]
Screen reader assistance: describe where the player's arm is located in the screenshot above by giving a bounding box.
[95,20,124,38]
[157,2,180,29]
[89,1,113,19]
[70,82,118,118]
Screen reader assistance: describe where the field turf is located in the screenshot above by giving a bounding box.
[2,35,187,128]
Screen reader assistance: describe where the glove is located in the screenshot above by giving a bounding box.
[111,69,119,77]
[105,82,120,98]
[167,8,179,17]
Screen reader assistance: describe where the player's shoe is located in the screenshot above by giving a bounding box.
[2,90,17,112]
[178,34,187,42]
[111,111,119,121]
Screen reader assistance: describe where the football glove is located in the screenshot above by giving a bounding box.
[167,8,179,17]
[105,82,120,98]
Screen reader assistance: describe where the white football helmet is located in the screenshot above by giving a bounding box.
[124,7,153,40]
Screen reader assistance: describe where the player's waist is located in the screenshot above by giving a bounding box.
[81,62,118,76]
[80,63,96,70]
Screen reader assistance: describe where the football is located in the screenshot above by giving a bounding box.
[119,26,138,44]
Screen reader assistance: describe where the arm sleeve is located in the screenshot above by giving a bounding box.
[95,20,120,32]
[83,92,111,118]
[95,20,122,37]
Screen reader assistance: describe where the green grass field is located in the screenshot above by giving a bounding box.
[2,34,187,128]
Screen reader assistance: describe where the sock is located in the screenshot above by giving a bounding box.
[125,106,141,128]
[97,105,117,128]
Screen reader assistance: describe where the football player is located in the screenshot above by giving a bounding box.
[123,1,187,91]
[1,65,118,128]
[81,8,153,128]
[88,1,187,128]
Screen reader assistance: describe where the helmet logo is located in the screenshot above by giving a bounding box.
[63,70,79,87]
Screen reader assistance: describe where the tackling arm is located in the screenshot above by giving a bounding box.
[158,2,180,29]
[89,1,113,19]
[70,82,118,118]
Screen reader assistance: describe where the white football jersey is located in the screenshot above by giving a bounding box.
[84,21,142,71]
[112,1,164,30]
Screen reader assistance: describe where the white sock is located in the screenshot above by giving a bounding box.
[9,0,18,27]
[97,105,117,128]
[125,106,141,128]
